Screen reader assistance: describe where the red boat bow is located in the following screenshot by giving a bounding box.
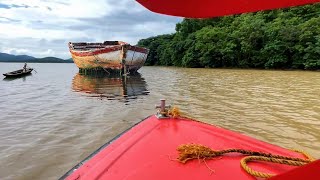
[136,0,320,18]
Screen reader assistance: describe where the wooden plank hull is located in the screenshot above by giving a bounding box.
[69,41,149,72]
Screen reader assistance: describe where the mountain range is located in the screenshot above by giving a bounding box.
[0,52,73,63]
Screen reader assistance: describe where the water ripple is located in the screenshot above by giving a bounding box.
[0,64,319,180]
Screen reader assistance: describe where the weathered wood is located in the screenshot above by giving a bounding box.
[68,41,149,75]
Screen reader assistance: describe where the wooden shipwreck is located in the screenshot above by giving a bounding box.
[68,41,149,75]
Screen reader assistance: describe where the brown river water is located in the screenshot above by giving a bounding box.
[0,63,319,179]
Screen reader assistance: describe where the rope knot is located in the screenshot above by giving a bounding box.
[177,144,218,163]
[168,106,181,118]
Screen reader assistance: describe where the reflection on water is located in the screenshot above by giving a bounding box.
[72,72,149,102]
[1,63,320,180]
[3,74,32,82]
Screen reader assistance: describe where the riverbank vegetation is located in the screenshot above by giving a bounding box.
[137,3,320,70]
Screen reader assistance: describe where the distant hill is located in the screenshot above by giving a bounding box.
[0,53,73,63]
[27,57,74,63]
[0,53,36,62]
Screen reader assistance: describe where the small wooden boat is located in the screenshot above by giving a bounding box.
[60,100,317,180]
[3,68,33,78]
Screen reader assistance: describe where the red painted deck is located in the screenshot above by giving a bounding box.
[62,115,308,180]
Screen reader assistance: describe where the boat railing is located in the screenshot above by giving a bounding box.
[69,41,129,50]
[72,45,120,50]
[103,41,122,45]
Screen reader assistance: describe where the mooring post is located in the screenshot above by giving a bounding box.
[123,59,127,76]
[121,44,127,77]
[122,75,127,96]
[155,99,171,119]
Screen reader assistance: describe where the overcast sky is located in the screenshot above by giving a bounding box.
[0,0,182,59]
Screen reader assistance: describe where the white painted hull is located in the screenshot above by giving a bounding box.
[69,41,149,72]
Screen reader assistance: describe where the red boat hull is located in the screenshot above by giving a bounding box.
[136,0,320,18]
[61,115,309,180]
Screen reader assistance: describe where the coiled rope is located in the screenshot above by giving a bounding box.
[165,107,315,178]
[177,143,314,178]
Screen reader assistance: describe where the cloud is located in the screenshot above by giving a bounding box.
[2,47,29,54]
[0,37,72,58]
[0,0,182,59]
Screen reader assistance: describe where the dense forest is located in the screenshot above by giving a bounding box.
[137,3,320,70]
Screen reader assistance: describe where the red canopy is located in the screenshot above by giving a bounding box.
[136,0,320,18]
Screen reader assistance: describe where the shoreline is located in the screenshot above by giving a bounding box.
[143,65,320,72]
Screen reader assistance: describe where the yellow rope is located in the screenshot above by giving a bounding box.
[177,143,314,178]
[291,149,315,161]
[168,106,181,118]
[164,107,315,178]
[240,156,308,178]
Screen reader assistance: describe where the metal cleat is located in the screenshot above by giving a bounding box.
[155,99,171,119]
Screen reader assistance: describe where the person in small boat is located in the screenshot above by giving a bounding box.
[23,63,27,72]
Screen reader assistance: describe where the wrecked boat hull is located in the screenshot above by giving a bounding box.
[69,41,149,73]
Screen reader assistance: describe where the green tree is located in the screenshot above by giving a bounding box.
[137,3,320,70]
